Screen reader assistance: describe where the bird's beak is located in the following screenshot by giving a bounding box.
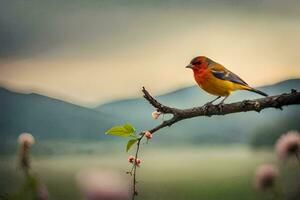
[185,64,193,69]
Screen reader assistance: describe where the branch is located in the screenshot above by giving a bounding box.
[130,88,300,199]
[143,87,300,134]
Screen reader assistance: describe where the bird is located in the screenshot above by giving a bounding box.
[186,56,268,105]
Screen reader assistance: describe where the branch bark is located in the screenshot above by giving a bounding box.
[142,87,300,135]
[131,88,300,200]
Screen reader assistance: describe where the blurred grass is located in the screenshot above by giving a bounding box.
[0,144,280,200]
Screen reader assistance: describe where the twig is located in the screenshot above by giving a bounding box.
[131,136,143,199]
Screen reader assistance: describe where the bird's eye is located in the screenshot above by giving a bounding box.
[194,61,202,65]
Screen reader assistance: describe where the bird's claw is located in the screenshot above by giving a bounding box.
[204,102,213,107]
[202,102,213,115]
[217,103,224,112]
[203,102,212,109]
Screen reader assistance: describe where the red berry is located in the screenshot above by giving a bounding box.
[144,131,152,139]
[128,156,135,163]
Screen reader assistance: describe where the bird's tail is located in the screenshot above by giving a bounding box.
[246,88,268,97]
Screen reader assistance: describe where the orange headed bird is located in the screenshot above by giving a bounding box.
[186,56,268,104]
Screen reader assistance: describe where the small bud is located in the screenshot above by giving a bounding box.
[128,156,135,163]
[135,159,141,166]
[144,131,152,139]
[151,111,161,119]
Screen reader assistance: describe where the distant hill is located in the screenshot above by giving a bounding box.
[1,79,299,148]
[96,79,300,144]
[0,88,116,143]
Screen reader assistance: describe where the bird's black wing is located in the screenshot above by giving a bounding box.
[211,69,249,86]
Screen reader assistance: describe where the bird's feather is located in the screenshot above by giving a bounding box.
[211,68,248,86]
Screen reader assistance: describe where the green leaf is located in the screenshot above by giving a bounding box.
[126,139,138,152]
[123,123,135,133]
[105,123,136,137]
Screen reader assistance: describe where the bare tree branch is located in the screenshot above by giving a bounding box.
[142,87,300,133]
[130,88,300,200]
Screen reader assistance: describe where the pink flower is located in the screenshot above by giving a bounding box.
[144,131,152,139]
[275,130,300,160]
[18,133,35,146]
[151,111,161,119]
[135,159,141,167]
[254,164,278,191]
[128,156,135,163]
[76,169,130,200]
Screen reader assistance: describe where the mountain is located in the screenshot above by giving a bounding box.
[0,88,116,143]
[96,79,300,144]
[1,79,299,148]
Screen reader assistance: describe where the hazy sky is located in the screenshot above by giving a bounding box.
[1,1,300,107]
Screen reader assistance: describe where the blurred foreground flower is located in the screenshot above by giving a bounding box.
[76,169,130,200]
[18,133,35,146]
[254,164,278,191]
[37,182,49,200]
[275,130,300,162]
[15,133,49,200]
[18,133,35,173]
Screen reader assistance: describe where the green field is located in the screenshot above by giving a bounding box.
[0,144,295,200]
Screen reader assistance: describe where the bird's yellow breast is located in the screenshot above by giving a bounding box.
[194,71,246,96]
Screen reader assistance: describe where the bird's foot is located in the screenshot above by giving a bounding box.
[203,102,213,107]
[202,102,213,114]
[217,103,224,112]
